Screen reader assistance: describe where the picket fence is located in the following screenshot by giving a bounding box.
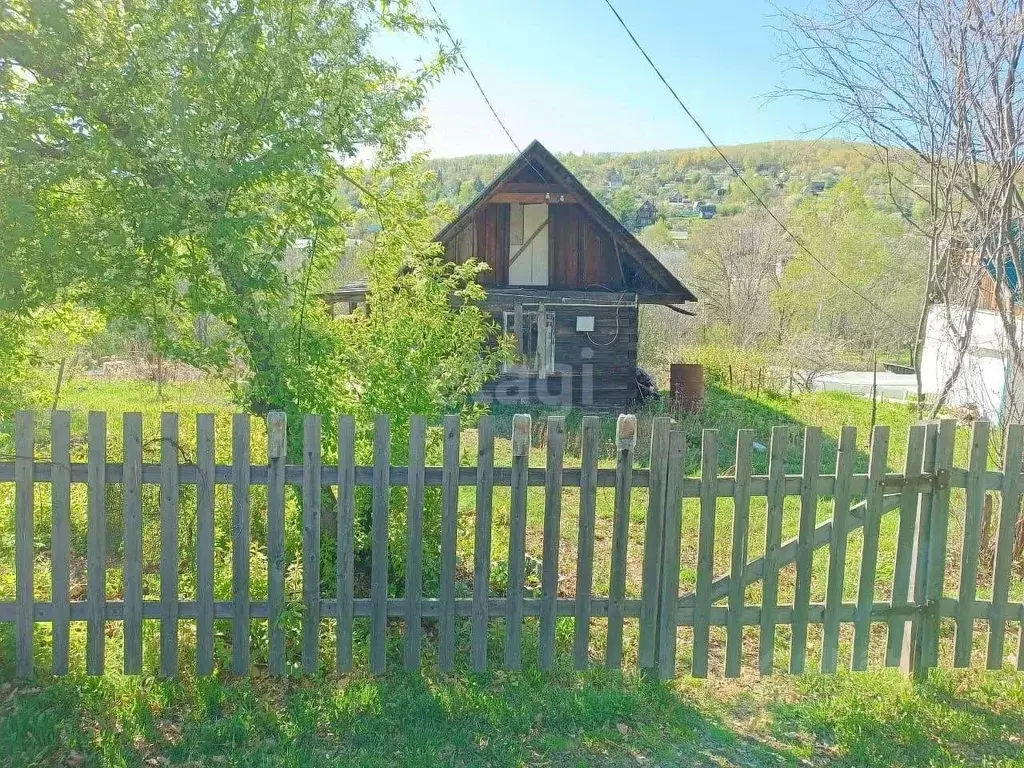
[2,411,1023,681]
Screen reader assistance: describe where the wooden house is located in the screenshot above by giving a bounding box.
[323,140,697,408]
[635,200,657,229]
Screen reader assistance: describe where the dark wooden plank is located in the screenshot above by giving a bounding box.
[371,415,391,674]
[573,416,600,670]
[336,415,356,672]
[267,412,287,676]
[987,423,1023,668]
[505,414,531,670]
[791,426,821,674]
[954,420,990,667]
[439,414,460,672]
[471,416,495,672]
[606,414,636,669]
[887,424,926,666]
[50,411,72,676]
[232,413,251,675]
[122,413,143,675]
[196,414,216,676]
[302,415,322,673]
[639,417,671,673]
[404,416,426,671]
[160,413,180,677]
[657,428,687,681]
[725,429,753,678]
[759,425,789,676]
[693,429,718,678]
[15,411,33,678]
[86,411,107,676]
[540,416,565,671]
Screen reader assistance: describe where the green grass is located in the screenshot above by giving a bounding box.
[2,377,1023,766]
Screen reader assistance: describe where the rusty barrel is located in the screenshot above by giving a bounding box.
[669,363,705,412]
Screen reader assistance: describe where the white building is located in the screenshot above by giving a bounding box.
[920,303,1024,422]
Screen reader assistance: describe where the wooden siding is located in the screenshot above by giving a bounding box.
[478,302,638,408]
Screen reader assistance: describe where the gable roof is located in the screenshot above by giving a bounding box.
[435,140,696,304]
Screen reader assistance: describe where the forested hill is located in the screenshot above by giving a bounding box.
[421,139,902,224]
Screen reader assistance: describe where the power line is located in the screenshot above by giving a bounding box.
[425,0,546,179]
[600,0,912,332]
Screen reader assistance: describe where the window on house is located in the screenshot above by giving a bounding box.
[503,309,555,373]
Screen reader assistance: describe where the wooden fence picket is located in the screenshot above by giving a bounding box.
[231,413,251,675]
[954,421,990,667]
[540,415,565,671]
[439,415,460,672]
[5,410,1024,681]
[267,412,287,676]
[404,416,426,671]
[605,414,636,670]
[988,424,1023,668]
[471,415,495,672]
[122,413,143,675]
[50,411,72,676]
[370,414,391,675]
[302,415,322,673]
[505,413,531,671]
[573,416,599,670]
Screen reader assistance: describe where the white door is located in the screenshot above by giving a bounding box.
[509,203,549,285]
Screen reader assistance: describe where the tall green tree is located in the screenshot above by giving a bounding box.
[0,0,499,425]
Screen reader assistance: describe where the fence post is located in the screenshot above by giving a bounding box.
[606,414,636,669]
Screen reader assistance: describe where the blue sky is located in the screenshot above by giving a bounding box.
[376,0,837,157]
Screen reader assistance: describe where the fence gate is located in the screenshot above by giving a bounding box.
[2,411,1023,679]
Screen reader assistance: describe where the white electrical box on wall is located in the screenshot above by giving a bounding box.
[576,316,595,332]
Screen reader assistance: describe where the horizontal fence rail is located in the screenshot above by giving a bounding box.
[2,411,1023,679]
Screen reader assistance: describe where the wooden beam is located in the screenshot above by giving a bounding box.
[489,192,579,204]
[496,183,568,194]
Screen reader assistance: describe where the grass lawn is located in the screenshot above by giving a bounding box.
[2,376,1023,766]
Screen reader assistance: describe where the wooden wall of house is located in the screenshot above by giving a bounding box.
[476,303,639,408]
[443,202,626,291]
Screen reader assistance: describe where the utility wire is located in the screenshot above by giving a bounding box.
[600,0,912,332]
[425,0,546,180]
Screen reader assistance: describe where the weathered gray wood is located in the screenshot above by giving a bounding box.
[852,425,890,671]
[505,413,531,671]
[987,423,1023,669]
[87,411,107,676]
[901,422,938,677]
[692,429,718,678]
[725,429,753,678]
[122,413,143,675]
[267,412,287,676]
[759,425,789,676]
[50,411,72,676]
[471,415,495,672]
[639,417,671,672]
[15,411,34,678]
[657,428,686,681]
[336,415,356,672]
[573,415,600,670]
[606,414,636,670]
[439,414,460,672]
[302,415,322,673]
[954,420,990,667]
[540,415,565,671]
[196,414,216,676]
[371,414,391,674]
[920,419,958,674]
[160,413,180,677]
[404,416,426,671]
[232,413,251,675]
[887,424,926,667]
[791,426,821,674]
[513,301,524,356]
[821,425,856,673]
